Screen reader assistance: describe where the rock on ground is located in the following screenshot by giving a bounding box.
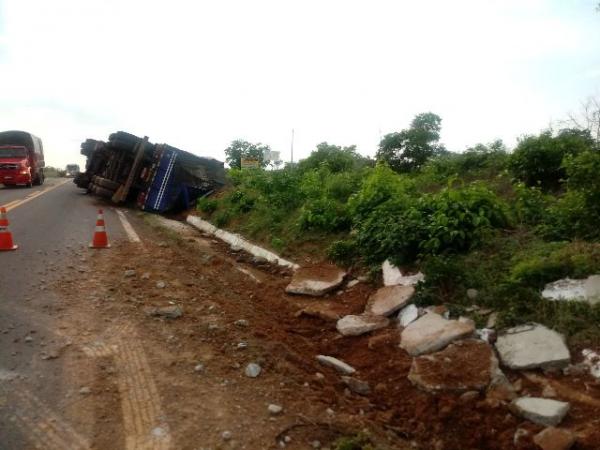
[316,355,356,375]
[510,397,570,427]
[244,363,262,378]
[267,404,283,415]
[341,376,370,395]
[408,339,495,392]
[336,314,390,337]
[533,427,576,450]
[285,266,346,296]
[144,305,183,319]
[397,304,419,327]
[382,260,425,287]
[296,303,342,321]
[365,285,414,316]
[400,313,475,356]
[495,324,570,370]
[541,275,600,304]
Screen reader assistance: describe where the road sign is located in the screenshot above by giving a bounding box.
[241,158,260,169]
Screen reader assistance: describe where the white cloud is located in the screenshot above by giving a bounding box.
[0,0,598,168]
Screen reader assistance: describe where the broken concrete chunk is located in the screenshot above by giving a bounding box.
[510,397,570,427]
[285,267,346,296]
[316,355,356,375]
[582,349,600,379]
[382,260,425,287]
[144,305,183,319]
[336,315,389,337]
[297,303,342,322]
[541,275,600,304]
[400,313,475,356]
[495,324,570,370]
[408,339,495,392]
[347,279,360,288]
[397,304,419,327]
[365,285,414,316]
[341,376,370,395]
[533,427,576,450]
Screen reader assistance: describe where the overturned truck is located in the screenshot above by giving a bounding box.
[75,131,225,213]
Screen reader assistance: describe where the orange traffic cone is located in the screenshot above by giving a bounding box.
[0,222,18,251]
[0,207,9,227]
[89,209,111,249]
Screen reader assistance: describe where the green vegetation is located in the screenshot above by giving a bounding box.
[332,433,378,450]
[43,166,66,177]
[199,113,600,345]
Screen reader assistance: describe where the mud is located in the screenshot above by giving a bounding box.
[50,220,600,450]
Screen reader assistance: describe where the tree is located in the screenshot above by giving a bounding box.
[224,139,270,169]
[508,128,595,192]
[376,112,445,172]
[297,142,372,173]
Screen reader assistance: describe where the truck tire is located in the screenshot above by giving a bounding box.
[95,177,120,191]
[95,186,114,199]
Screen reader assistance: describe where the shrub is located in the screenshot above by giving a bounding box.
[512,182,551,225]
[348,164,415,223]
[213,210,231,227]
[510,241,600,288]
[352,181,509,266]
[423,140,509,179]
[508,129,594,192]
[538,151,600,240]
[298,142,372,173]
[298,198,351,232]
[197,197,218,214]
[327,239,359,267]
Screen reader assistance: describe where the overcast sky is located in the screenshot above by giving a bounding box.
[0,0,599,168]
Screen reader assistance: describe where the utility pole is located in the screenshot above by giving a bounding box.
[290,128,295,164]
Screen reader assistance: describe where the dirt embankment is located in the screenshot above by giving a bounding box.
[51,220,600,450]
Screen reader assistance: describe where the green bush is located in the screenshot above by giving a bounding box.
[423,140,508,179]
[352,180,509,265]
[297,142,372,173]
[327,239,359,267]
[332,433,377,450]
[511,241,600,288]
[213,210,231,227]
[348,164,415,223]
[197,197,218,214]
[298,198,351,232]
[512,182,551,225]
[537,151,600,240]
[508,129,594,192]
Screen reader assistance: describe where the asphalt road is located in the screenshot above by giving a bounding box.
[0,178,129,448]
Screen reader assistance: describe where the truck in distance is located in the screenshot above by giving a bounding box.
[0,130,45,188]
[65,164,80,177]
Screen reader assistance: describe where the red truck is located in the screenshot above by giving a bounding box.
[0,130,45,187]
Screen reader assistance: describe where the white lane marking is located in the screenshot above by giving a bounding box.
[116,210,142,243]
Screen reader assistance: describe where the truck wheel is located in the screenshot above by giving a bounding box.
[95,177,120,191]
[26,181,32,188]
[95,186,114,199]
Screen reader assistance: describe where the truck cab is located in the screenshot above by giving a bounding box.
[0,131,45,187]
[65,164,80,177]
